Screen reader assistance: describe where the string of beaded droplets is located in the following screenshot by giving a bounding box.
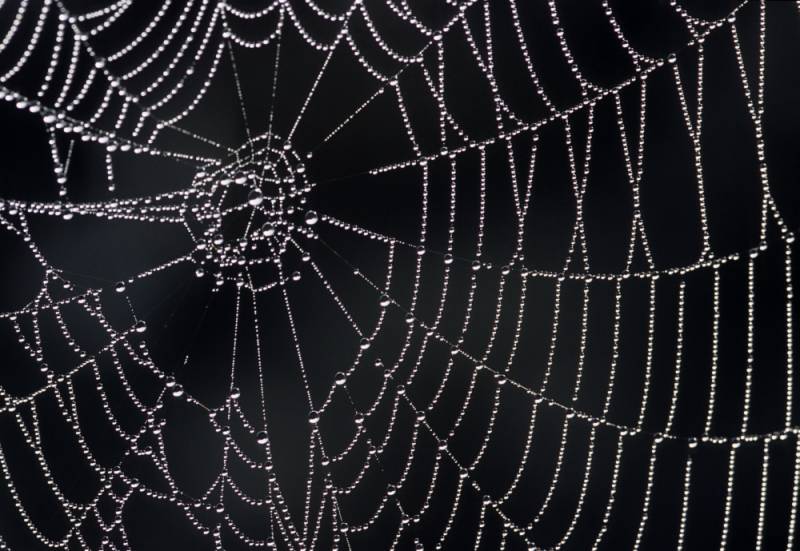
[0,0,797,550]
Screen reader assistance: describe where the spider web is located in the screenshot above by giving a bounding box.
[0,0,798,550]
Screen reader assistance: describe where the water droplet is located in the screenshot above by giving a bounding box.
[256,431,268,445]
[134,320,147,333]
[248,189,264,206]
[115,281,126,293]
[379,294,391,307]
[304,210,318,225]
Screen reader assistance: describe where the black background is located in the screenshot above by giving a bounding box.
[0,0,799,549]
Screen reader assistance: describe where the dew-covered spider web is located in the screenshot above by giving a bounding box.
[0,0,799,549]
